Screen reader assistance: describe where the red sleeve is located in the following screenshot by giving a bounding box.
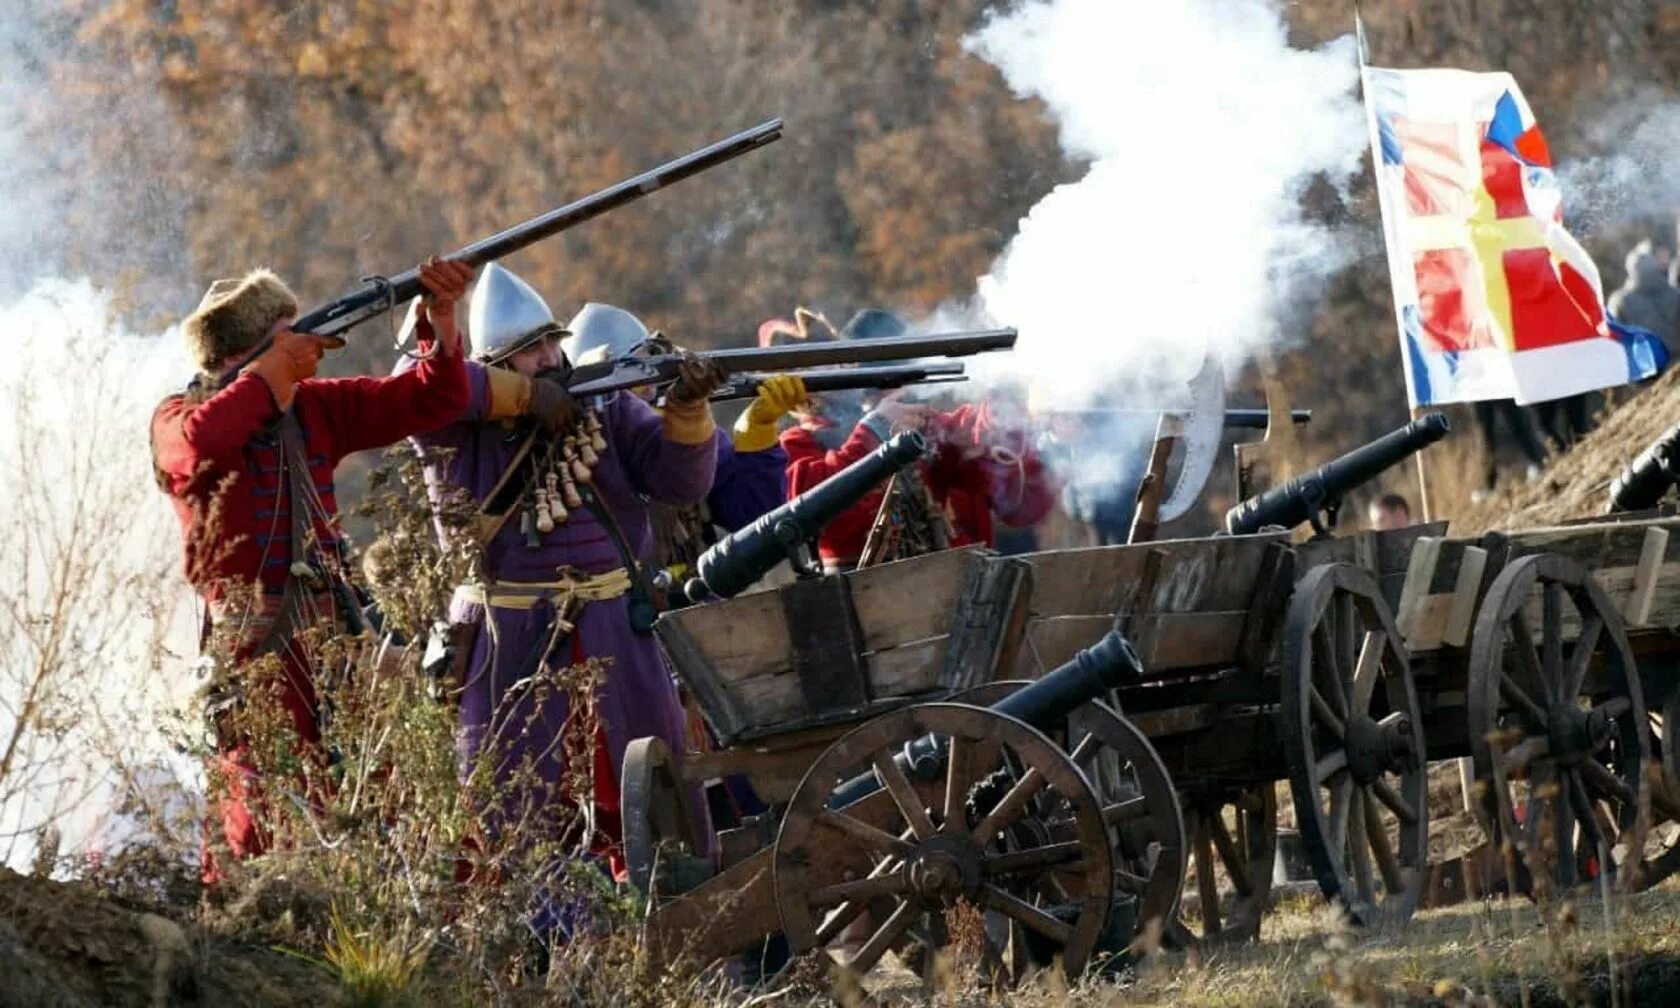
[306,327,470,462]
[780,421,883,496]
[150,372,280,489]
[980,447,1057,528]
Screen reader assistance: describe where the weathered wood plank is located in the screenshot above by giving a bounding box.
[658,589,791,684]
[847,547,976,652]
[1013,611,1247,676]
[1626,527,1669,626]
[1018,533,1286,617]
[1395,537,1442,644]
[1442,545,1488,647]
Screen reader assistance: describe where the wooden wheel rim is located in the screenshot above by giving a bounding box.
[1280,563,1428,926]
[949,680,1185,953]
[621,736,703,899]
[773,703,1114,980]
[1467,553,1651,895]
[1067,700,1187,943]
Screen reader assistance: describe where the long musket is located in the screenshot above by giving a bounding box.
[708,362,968,403]
[220,119,783,383]
[566,329,1015,398]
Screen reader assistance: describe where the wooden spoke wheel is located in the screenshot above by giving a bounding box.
[1467,553,1652,897]
[773,703,1114,982]
[1172,782,1277,947]
[950,680,1187,950]
[1281,563,1428,926]
[621,736,707,900]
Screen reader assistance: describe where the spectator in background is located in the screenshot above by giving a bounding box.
[1609,240,1680,357]
[1367,492,1412,531]
[1471,399,1548,499]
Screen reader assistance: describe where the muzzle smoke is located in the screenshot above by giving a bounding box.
[960,0,1368,406]
[0,282,201,869]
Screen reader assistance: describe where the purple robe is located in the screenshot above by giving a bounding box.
[409,366,717,848]
[705,431,788,534]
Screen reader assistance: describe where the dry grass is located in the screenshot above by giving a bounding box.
[1441,370,1680,533]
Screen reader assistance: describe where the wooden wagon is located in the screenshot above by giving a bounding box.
[621,492,1680,980]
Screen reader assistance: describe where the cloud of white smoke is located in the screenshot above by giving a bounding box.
[958,0,1369,409]
[0,280,202,870]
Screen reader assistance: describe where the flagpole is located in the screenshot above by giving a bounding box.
[1411,406,1435,521]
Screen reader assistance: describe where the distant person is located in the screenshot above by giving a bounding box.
[1533,393,1593,453]
[1471,399,1547,499]
[1609,240,1680,356]
[1368,492,1412,531]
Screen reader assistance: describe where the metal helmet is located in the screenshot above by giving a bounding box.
[839,308,908,342]
[563,302,653,365]
[466,263,565,364]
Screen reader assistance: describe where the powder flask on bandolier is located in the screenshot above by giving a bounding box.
[522,405,608,547]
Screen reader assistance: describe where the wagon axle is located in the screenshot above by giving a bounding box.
[1344,712,1415,784]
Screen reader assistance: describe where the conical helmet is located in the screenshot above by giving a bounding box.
[467,263,566,364]
[563,302,653,365]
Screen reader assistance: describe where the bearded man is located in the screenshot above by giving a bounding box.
[404,265,724,878]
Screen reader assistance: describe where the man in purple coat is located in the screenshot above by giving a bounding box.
[400,265,722,885]
[562,302,798,592]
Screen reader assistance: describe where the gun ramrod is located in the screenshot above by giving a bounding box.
[688,431,927,600]
[1226,412,1450,536]
[1607,421,1680,513]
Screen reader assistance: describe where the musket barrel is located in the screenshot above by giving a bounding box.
[292,119,783,342]
[1608,421,1680,512]
[693,431,926,599]
[566,328,1016,397]
[1226,411,1450,535]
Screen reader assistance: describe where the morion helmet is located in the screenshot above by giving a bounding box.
[563,302,654,365]
[466,263,567,364]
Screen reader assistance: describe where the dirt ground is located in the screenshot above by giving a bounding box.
[0,867,342,1008]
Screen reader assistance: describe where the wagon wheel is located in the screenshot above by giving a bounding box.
[1171,782,1277,947]
[774,703,1113,982]
[951,681,1187,950]
[621,736,707,900]
[1281,563,1428,926]
[1467,553,1653,897]
[1641,686,1680,886]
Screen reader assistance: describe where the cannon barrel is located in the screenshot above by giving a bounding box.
[1607,421,1680,513]
[828,630,1144,810]
[693,431,926,599]
[1226,412,1450,535]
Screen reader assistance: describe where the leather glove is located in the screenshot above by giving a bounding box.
[666,351,729,406]
[733,374,806,452]
[528,373,578,433]
[244,328,325,410]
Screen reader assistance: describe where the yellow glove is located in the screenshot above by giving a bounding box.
[733,374,806,452]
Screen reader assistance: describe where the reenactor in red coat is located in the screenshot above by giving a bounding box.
[151,257,473,876]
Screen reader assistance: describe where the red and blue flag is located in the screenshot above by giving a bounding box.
[1362,67,1666,406]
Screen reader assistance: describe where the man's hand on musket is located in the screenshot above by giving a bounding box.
[418,256,476,356]
[667,351,729,405]
[871,392,931,435]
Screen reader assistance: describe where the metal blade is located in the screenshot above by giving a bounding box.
[1158,352,1227,522]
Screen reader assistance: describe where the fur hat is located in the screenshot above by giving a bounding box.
[182,269,301,372]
